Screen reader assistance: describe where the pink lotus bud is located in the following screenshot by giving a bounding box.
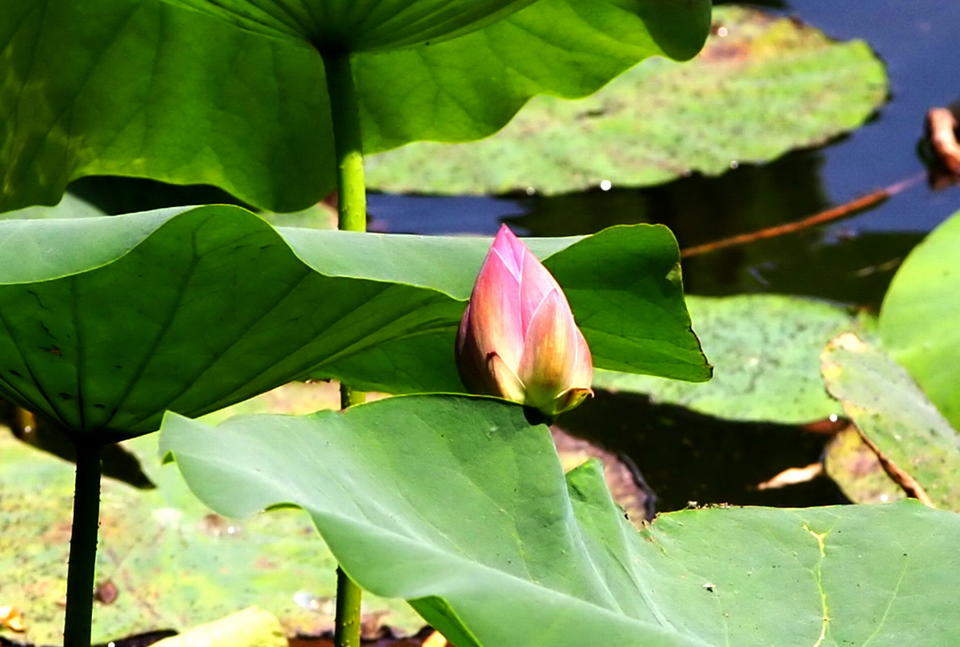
[456,225,593,416]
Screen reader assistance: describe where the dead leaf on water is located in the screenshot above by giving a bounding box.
[422,631,449,647]
[755,463,824,490]
[0,605,26,632]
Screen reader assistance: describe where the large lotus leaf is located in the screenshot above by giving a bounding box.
[0,205,706,437]
[594,295,860,424]
[164,0,535,51]
[879,211,960,430]
[161,395,960,647]
[1,193,105,220]
[0,427,422,645]
[822,333,960,511]
[365,6,887,195]
[0,0,710,213]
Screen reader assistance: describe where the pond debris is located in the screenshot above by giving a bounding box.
[95,579,119,606]
[421,631,449,647]
[925,107,960,185]
[802,415,848,435]
[755,463,824,490]
[0,606,25,632]
[681,173,923,258]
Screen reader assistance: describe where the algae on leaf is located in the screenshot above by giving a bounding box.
[366,6,888,195]
[822,333,960,511]
[595,295,862,424]
[0,428,422,645]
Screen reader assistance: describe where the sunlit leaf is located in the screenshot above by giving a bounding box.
[163,0,536,51]
[823,425,905,506]
[161,395,960,647]
[151,607,285,647]
[0,0,709,212]
[0,205,706,437]
[879,210,960,429]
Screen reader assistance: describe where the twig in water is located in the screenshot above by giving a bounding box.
[681,174,924,258]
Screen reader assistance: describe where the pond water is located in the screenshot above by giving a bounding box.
[368,0,960,512]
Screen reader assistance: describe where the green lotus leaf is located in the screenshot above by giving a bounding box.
[879,210,960,430]
[161,394,960,647]
[822,333,960,511]
[365,6,887,195]
[0,205,706,438]
[594,295,865,424]
[164,0,536,51]
[0,0,710,212]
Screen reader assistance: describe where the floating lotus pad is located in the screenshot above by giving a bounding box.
[365,6,888,195]
[595,295,863,424]
[822,333,960,511]
[0,427,422,645]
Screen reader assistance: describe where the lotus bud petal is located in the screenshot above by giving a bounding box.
[456,225,593,416]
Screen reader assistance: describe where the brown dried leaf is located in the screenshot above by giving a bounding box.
[927,107,960,175]
[755,463,824,490]
[0,605,26,632]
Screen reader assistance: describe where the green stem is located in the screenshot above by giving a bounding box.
[334,566,363,647]
[324,50,367,232]
[340,384,367,409]
[63,442,102,647]
[324,49,367,647]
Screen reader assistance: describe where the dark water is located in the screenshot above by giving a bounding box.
[371,0,960,307]
[558,391,849,512]
[62,2,960,513]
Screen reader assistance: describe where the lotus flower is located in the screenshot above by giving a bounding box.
[456,225,593,416]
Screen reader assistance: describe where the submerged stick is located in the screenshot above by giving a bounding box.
[681,174,923,258]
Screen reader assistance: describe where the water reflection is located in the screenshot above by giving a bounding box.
[511,150,923,308]
[558,390,848,513]
[69,175,242,214]
[510,150,830,240]
[692,230,923,309]
[62,153,924,310]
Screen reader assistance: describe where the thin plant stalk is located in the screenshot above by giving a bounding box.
[334,566,363,647]
[325,50,367,234]
[324,48,367,647]
[63,442,103,647]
